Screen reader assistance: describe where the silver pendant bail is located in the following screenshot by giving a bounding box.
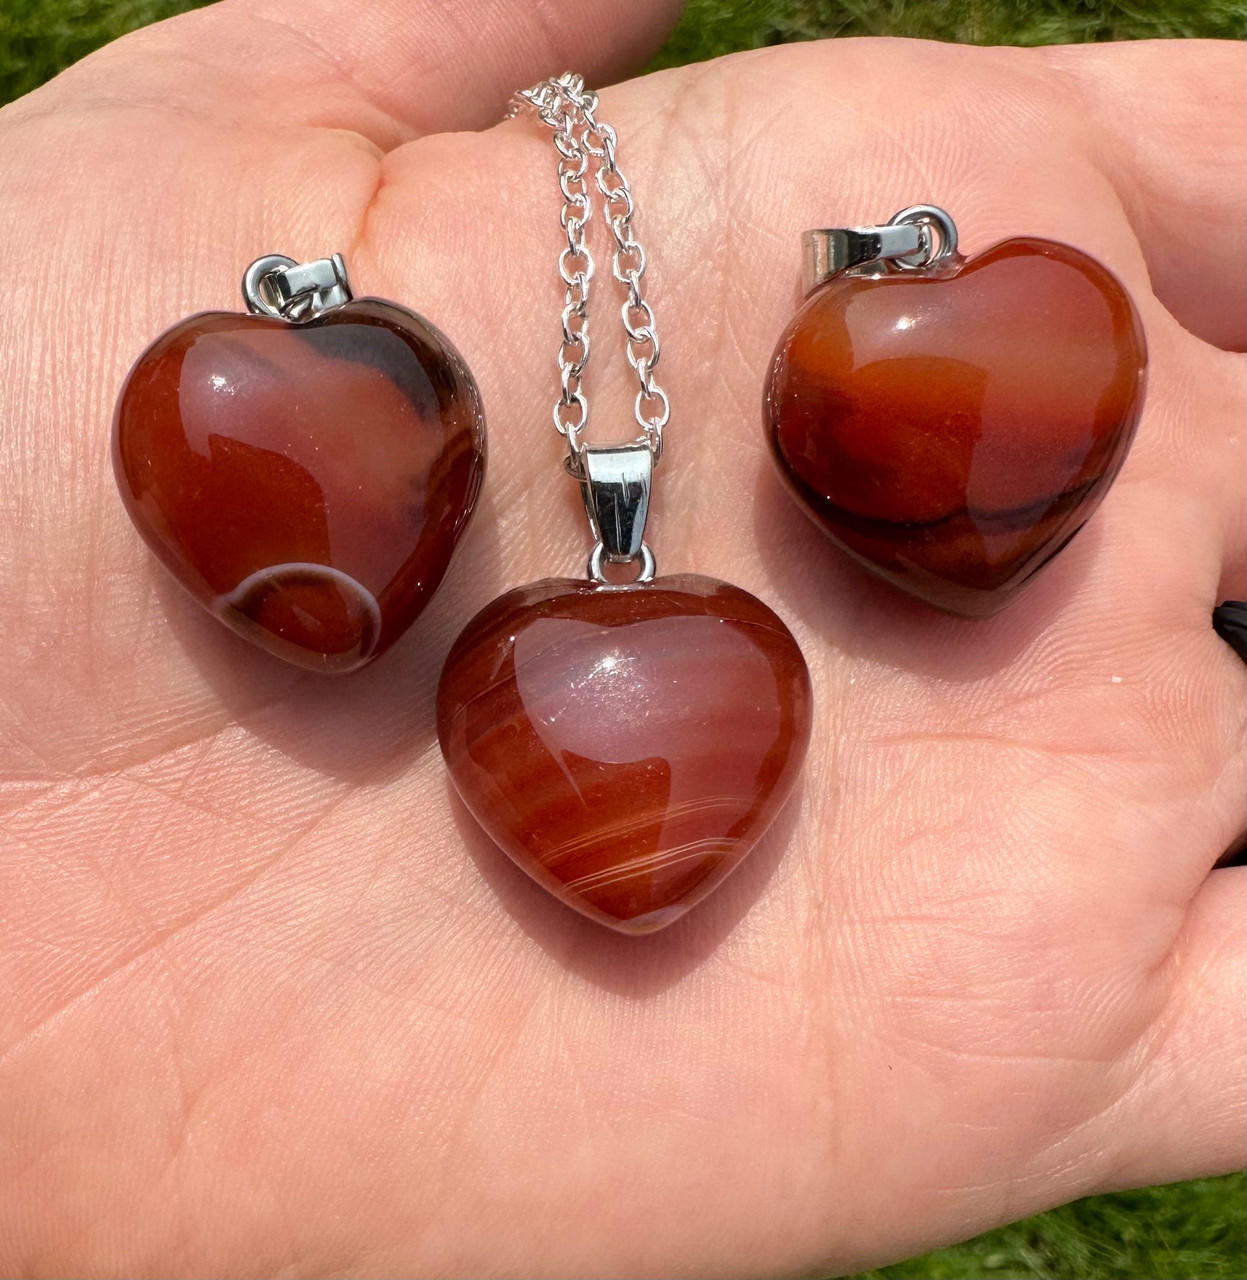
[578,442,655,582]
[802,205,960,295]
[242,253,353,322]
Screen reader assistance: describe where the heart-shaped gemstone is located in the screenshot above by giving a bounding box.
[765,238,1147,616]
[113,299,485,671]
[437,575,812,934]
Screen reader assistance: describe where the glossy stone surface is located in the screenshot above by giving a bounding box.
[437,575,812,934]
[114,300,485,671]
[765,238,1147,616]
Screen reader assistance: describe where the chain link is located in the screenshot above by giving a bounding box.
[511,72,669,474]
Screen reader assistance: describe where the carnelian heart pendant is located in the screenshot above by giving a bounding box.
[765,211,1147,616]
[114,254,485,671]
[437,575,812,934]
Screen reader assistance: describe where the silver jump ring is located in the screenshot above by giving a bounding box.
[588,541,656,584]
[888,205,959,270]
[242,255,298,317]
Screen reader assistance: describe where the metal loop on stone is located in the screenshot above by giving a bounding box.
[887,205,959,272]
[588,541,656,584]
[801,206,961,294]
[243,253,353,322]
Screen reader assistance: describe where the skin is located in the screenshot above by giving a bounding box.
[0,2,1243,1275]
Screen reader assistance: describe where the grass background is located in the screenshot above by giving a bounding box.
[4,0,1247,105]
[1,1,1244,1276]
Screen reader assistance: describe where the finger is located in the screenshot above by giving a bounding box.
[1107,868,1247,1187]
[1213,603,1247,669]
[13,0,685,142]
[1120,336,1246,605]
[1149,340,1247,605]
[1039,40,1247,352]
[1215,360,1247,600]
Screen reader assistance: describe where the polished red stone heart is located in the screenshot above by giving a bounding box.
[436,575,812,934]
[114,300,485,671]
[765,238,1147,616]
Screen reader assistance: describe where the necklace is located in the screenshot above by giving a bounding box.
[436,74,813,935]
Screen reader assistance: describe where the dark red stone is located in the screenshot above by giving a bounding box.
[113,300,485,671]
[436,575,812,934]
[765,238,1147,616]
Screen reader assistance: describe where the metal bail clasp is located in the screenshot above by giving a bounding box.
[579,442,656,583]
[242,253,354,322]
[801,205,960,295]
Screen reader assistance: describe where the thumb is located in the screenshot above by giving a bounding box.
[13,0,685,140]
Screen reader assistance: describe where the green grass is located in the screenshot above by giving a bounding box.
[2,2,1244,1277]
[3,0,1244,104]
[0,0,203,103]
[856,1175,1247,1279]
[650,0,1245,66]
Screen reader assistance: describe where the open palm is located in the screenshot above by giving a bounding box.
[1,2,1243,1274]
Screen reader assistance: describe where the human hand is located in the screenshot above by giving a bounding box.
[1,3,1243,1274]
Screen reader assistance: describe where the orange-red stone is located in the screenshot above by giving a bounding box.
[765,238,1147,616]
[114,300,485,671]
[436,575,812,934]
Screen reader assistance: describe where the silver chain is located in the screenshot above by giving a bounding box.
[511,73,669,476]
